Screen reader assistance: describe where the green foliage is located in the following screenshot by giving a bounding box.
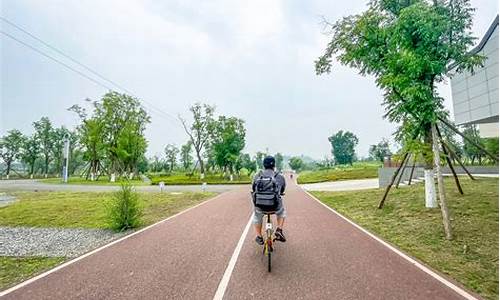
[180,141,193,170]
[150,172,251,185]
[238,153,256,175]
[33,117,54,175]
[164,144,179,172]
[1,257,66,291]
[368,138,392,162]
[316,0,483,161]
[462,124,485,164]
[180,103,216,175]
[0,129,25,176]
[298,162,380,184]
[288,156,304,171]
[107,182,142,231]
[483,137,499,160]
[313,178,498,300]
[20,134,40,176]
[328,130,359,165]
[209,116,246,173]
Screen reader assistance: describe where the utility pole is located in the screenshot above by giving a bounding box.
[62,136,70,183]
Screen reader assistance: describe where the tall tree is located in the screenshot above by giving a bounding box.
[369,138,392,162]
[33,117,54,177]
[0,130,25,179]
[164,144,179,172]
[94,92,150,178]
[238,153,256,175]
[210,116,246,174]
[328,130,359,165]
[316,0,483,237]
[179,103,215,177]
[20,134,40,178]
[288,156,304,172]
[50,126,71,176]
[255,151,266,170]
[180,141,193,170]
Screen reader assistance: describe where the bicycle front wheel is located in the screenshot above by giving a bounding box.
[268,248,272,272]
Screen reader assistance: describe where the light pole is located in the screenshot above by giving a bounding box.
[62,136,70,183]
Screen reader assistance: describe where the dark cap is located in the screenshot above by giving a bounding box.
[263,156,275,169]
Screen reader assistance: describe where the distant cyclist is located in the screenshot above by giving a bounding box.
[251,156,287,245]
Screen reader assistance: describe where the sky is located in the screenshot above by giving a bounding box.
[1,0,498,160]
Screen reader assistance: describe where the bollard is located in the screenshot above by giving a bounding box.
[159,181,165,192]
[202,182,207,192]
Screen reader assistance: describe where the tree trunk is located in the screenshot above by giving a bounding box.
[195,150,205,177]
[423,126,437,208]
[6,161,11,178]
[432,125,453,240]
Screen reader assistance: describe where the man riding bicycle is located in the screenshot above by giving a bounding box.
[252,156,287,245]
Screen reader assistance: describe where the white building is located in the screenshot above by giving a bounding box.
[449,15,499,137]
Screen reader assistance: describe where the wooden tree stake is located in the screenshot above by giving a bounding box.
[378,152,409,209]
[432,125,453,240]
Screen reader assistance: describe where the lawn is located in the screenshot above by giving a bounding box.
[298,162,380,184]
[40,176,148,186]
[312,177,498,300]
[149,173,251,185]
[0,256,65,291]
[0,190,216,229]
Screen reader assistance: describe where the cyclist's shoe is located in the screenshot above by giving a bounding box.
[255,236,264,245]
[274,228,286,242]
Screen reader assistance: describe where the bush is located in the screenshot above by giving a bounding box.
[107,182,142,231]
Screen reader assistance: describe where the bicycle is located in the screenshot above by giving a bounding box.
[262,212,275,272]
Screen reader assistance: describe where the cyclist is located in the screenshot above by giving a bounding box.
[252,156,287,245]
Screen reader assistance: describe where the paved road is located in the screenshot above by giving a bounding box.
[0,179,243,193]
[1,177,477,299]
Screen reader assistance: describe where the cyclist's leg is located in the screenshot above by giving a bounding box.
[252,208,264,237]
[276,206,286,229]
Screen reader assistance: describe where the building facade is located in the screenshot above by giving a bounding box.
[449,15,499,137]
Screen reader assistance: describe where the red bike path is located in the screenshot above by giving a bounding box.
[2,177,478,299]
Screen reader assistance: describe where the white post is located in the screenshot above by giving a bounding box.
[110,173,116,182]
[202,182,207,192]
[159,181,165,192]
[230,174,233,181]
[424,169,437,208]
[62,137,70,183]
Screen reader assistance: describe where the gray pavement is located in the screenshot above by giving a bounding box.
[0,179,244,193]
[301,178,379,192]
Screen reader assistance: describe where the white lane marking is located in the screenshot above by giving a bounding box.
[213,215,253,300]
[302,189,478,300]
[0,192,227,297]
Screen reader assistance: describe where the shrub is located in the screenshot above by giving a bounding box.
[107,182,142,231]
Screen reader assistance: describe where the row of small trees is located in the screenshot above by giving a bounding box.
[0,117,83,179]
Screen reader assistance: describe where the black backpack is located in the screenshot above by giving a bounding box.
[252,171,280,212]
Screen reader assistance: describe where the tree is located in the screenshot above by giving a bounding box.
[50,126,71,176]
[0,130,25,179]
[164,144,179,172]
[210,116,246,174]
[33,117,54,177]
[255,151,266,170]
[483,137,499,162]
[328,130,359,165]
[238,153,256,175]
[289,157,304,172]
[180,141,194,171]
[369,138,392,162]
[95,92,150,178]
[316,0,483,239]
[179,103,215,177]
[20,135,40,178]
[275,153,284,171]
[462,124,484,164]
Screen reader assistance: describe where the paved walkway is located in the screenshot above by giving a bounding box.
[301,178,379,191]
[1,178,478,299]
[0,179,243,193]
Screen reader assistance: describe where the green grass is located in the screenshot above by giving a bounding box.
[0,256,66,291]
[150,173,251,185]
[0,191,216,229]
[312,177,498,300]
[40,176,148,186]
[298,162,380,184]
